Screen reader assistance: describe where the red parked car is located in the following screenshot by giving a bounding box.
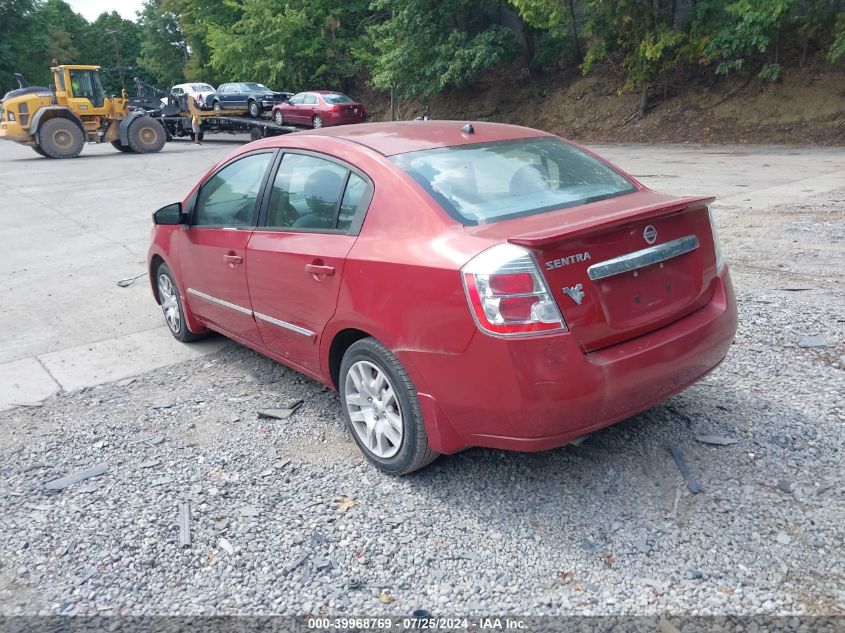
[148,121,737,474]
[271,91,365,128]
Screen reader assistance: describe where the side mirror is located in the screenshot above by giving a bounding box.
[153,202,184,225]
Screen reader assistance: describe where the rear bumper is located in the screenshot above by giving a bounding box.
[324,112,366,126]
[402,270,737,454]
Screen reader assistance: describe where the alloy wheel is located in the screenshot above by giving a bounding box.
[344,360,403,458]
[157,273,182,334]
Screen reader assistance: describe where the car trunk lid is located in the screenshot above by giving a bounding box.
[469,191,719,351]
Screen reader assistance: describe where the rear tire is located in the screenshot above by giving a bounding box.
[248,100,260,118]
[127,117,166,153]
[312,115,323,129]
[32,145,47,157]
[274,110,284,125]
[249,127,263,141]
[38,118,84,159]
[156,263,206,343]
[339,338,439,475]
[111,140,134,153]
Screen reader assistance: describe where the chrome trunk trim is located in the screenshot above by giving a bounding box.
[587,235,700,281]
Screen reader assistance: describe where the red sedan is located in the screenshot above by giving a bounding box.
[271,91,365,128]
[148,121,737,474]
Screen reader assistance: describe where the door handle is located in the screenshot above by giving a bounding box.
[223,254,243,266]
[305,263,335,276]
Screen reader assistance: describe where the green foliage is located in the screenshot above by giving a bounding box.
[705,0,794,79]
[204,0,371,91]
[2,0,845,108]
[370,0,519,98]
[829,12,845,62]
[138,0,187,87]
[579,0,686,94]
[0,0,45,89]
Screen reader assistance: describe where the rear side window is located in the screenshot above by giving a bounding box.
[194,153,273,227]
[323,93,353,104]
[266,154,347,230]
[338,173,367,231]
[391,137,636,225]
[265,154,372,233]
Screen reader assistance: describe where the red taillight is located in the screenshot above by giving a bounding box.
[331,104,341,112]
[462,244,566,337]
[498,296,539,321]
[489,272,534,295]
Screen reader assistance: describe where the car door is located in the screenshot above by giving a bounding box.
[301,93,318,125]
[216,84,230,108]
[179,150,277,343]
[246,151,374,375]
[284,93,305,124]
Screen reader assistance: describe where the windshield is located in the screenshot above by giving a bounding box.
[323,93,353,104]
[192,84,214,92]
[243,83,269,91]
[391,137,637,225]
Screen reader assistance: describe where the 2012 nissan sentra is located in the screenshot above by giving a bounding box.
[147,121,737,474]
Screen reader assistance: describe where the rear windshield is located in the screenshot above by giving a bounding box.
[192,84,213,92]
[323,93,353,104]
[391,137,637,225]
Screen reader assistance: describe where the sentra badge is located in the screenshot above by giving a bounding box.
[545,252,591,271]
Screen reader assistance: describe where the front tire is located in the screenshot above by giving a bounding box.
[339,338,439,475]
[32,145,47,157]
[312,115,323,129]
[38,118,84,159]
[248,100,260,118]
[156,263,205,343]
[127,117,166,153]
[212,100,222,112]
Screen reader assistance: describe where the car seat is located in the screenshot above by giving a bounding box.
[293,169,344,229]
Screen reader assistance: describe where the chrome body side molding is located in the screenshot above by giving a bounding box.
[254,311,316,338]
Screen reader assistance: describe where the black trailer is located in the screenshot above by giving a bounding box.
[162,113,299,141]
[146,89,300,142]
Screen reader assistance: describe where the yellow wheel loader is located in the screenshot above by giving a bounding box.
[0,64,166,158]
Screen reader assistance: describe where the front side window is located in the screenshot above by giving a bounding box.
[68,69,104,107]
[288,94,305,105]
[391,137,637,225]
[303,94,317,105]
[265,154,348,230]
[194,153,273,227]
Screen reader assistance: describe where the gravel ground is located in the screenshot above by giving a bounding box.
[0,189,843,618]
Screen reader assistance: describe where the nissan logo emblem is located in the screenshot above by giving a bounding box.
[643,225,657,244]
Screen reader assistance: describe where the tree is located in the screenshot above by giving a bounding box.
[580,0,686,117]
[138,0,187,87]
[370,0,520,99]
[77,11,143,92]
[204,0,372,91]
[0,0,44,90]
[703,0,795,81]
[39,0,89,67]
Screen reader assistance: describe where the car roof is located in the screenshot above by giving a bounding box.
[291,121,554,157]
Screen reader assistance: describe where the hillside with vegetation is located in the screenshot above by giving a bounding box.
[2,0,844,143]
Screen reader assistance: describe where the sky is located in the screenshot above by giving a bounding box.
[66,0,145,22]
